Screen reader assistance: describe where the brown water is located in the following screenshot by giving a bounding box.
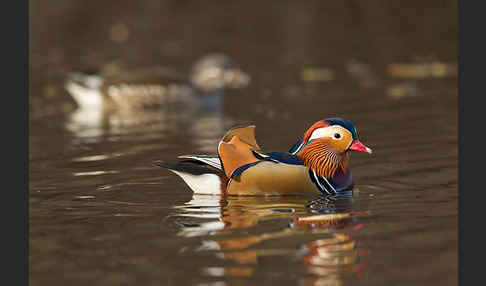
[30,1,458,285]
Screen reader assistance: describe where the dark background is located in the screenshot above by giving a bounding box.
[30,0,457,115]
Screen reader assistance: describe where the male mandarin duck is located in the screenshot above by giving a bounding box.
[64,53,250,111]
[156,117,372,196]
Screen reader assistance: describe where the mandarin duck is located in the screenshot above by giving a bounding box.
[64,53,250,111]
[156,118,372,196]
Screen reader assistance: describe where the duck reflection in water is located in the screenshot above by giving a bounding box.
[64,53,250,150]
[167,194,369,281]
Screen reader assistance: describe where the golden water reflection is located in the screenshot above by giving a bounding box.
[169,194,369,281]
[65,103,231,155]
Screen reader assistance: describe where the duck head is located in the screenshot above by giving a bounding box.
[297,118,372,179]
[189,54,250,92]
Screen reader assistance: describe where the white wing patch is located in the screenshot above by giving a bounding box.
[169,170,222,195]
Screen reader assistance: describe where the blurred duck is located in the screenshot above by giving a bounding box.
[156,117,372,196]
[64,53,250,111]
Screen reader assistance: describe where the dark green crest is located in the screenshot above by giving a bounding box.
[324,117,358,140]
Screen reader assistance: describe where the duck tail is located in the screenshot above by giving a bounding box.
[155,160,227,195]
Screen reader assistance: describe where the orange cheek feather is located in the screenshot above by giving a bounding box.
[298,138,350,178]
[329,134,353,152]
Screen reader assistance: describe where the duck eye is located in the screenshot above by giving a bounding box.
[333,133,341,139]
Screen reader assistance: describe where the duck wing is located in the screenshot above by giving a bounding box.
[217,124,263,178]
[177,154,222,170]
[103,66,193,109]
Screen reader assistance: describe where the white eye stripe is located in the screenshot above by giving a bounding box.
[308,126,351,141]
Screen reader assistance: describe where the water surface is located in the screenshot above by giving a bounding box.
[30,1,457,285]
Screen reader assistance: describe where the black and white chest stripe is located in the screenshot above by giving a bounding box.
[308,170,337,195]
[291,141,337,195]
[290,142,304,155]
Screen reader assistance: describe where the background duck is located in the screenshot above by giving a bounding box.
[64,53,250,111]
[156,117,372,196]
